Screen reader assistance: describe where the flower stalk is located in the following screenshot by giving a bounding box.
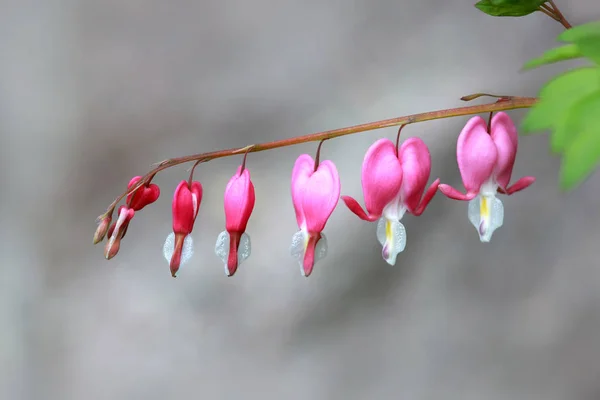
[97,96,537,222]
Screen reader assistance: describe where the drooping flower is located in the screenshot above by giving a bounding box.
[290,154,340,277]
[342,137,439,266]
[438,112,535,242]
[104,205,135,259]
[103,176,160,258]
[126,176,160,211]
[215,166,256,277]
[163,180,203,277]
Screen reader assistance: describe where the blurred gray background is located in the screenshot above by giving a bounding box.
[2,0,600,399]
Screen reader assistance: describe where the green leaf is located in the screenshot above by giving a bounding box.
[475,0,547,17]
[558,21,600,43]
[573,36,600,65]
[550,69,600,152]
[521,67,600,153]
[557,21,600,65]
[522,44,583,70]
[559,91,600,190]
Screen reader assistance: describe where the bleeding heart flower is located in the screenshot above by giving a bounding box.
[126,176,160,211]
[341,137,439,266]
[290,154,340,277]
[215,166,256,277]
[100,176,160,256]
[163,180,203,277]
[438,112,535,242]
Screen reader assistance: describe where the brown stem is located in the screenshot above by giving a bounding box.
[395,125,406,156]
[314,139,327,172]
[97,96,538,220]
[460,93,514,102]
[188,159,204,187]
[487,112,493,134]
[539,3,556,14]
[548,1,572,29]
[539,1,572,28]
[240,145,253,174]
[537,6,560,21]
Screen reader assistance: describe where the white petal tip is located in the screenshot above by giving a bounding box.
[215,231,229,264]
[469,195,504,244]
[162,232,194,267]
[377,218,406,266]
[215,231,252,275]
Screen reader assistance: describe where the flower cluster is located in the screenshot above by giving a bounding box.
[94,112,535,277]
[95,176,160,260]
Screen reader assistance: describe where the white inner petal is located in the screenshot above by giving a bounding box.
[376,217,406,266]
[214,231,229,265]
[290,230,307,262]
[382,193,406,221]
[376,217,387,247]
[468,195,504,242]
[163,232,194,270]
[238,232,251,266]
[314,233,328,263]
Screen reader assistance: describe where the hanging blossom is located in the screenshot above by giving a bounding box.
[438,112,535,242]
[103,176,160,259]
[215,165,256,277]
[342,135,439,266]
[163,179,203,277]
[290,152,340,277]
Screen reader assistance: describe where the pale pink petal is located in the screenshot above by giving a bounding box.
[302,160,341,233]
[490,112,518,189]
[457,116,498,195]
[438,183,477,201]
[505,176,536,195]
[291,154,315,228]
[189,182,203,220]
[398,137,433,213]
[413,178,440,216]
[341,195,379,222]
[360,138,403,218]
[224,167,255,233]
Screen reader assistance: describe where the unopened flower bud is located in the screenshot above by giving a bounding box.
[126,176,160,211]
[104,206,135,260]
[93,214,112,244]
[215,166,255,276]
[163,180,203,277]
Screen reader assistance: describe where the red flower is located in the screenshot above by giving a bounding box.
[163,180,203,277]
[126,176,160,211]
[215,166,256,276]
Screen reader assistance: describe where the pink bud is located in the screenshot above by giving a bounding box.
[93,214,112,244]
[164,180,203,277]
[290,154,340,277]
[224,167,255,234]
[126,176,160,211]
[215,166,256,276]
[172,180,203,235]
[104,205,135,260]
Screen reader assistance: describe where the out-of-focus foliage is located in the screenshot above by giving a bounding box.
[475,0,547,17]
[521,20,600,190]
